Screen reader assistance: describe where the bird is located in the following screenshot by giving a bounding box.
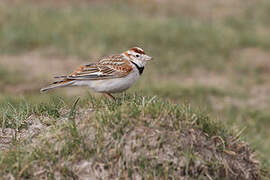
[40,47,153,100]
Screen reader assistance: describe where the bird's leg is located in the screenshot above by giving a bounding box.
[104,93,116,100]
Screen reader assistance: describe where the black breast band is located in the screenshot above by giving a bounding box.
[131,61,144,75]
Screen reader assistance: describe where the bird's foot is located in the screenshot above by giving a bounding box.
[104,93,116,101]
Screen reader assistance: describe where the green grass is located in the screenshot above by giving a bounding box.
[0,94,264,179]
[0,1,270,68]
[0,96,65,130]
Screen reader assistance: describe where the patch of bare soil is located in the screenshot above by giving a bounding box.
[66,109,261,180]
[236,48,270,74]
[178,69,230,88]
[0,52,88,94]
[69,124,260,179]
[212,48,270,110]
[211,85,270,111]
[0,53,85,79]
[0,115,46,151]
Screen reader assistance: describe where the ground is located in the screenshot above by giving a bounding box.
[0,0,270,179]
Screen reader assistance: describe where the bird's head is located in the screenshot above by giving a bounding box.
[123,47,152,67]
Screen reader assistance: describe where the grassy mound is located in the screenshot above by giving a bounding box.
[0,95,265,179]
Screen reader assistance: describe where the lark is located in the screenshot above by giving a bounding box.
[40,47,152,99]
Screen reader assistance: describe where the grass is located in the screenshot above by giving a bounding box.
[0,0,270,179]
[0,96,64,130]
[0,94,264,179]
[0,1,269,64]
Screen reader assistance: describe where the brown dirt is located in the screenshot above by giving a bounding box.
[0,52,85,79]
[236,48,270,74]
[0,52,88,94]
[68,109,261,179]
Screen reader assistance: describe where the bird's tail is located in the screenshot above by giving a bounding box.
[40,79,75,93]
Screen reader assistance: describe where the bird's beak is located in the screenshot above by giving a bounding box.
[145,55,153,61]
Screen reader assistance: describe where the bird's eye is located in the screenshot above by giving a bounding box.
[136,54,140,57]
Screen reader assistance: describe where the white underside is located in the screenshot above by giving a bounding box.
[73,70,140,93]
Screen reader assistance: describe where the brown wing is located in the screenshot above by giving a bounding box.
[59,55,133,80]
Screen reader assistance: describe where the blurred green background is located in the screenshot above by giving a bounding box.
[0,0,270,166]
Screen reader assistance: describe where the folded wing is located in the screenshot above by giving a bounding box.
[58,55,133,81]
